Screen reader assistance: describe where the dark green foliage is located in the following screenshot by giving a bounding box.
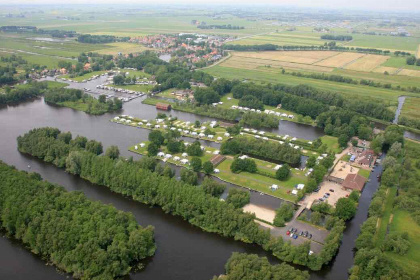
[105,145,120,159]
[202,161,214,175]
[238,95,264,110]
[226,188,250,208]
[273,203,294,227]
[310,212,323,225]
[180,168,198,185]
[190,157,202,172]
[240,111,279,129]
[85,140,103,155]
[306,156,316,168]
[0,81,49,105]
[226,124,241,136]
[275,164,290,181]
[186,141,203,156]
[201,178,225,197]
[194,88,220,105]
[230,157,257,173]
[334,198,357,221]
[220,252,309,280]
[221,136,301,165]
[321,34,352,41]
[147,143,159,156]
[311,202,333,215]
[0,161,155,279]
[77,34,129,44]
[349,191,360,202]
[382,232,411,255]
[148,130,165,146]
[305,178,318,193]
[167,140,184,153]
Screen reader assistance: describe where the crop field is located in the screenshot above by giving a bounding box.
[398,69,420,78]
[230,32,329,46]
[344,54,390,72]
[401,97,420,120]
[203,65,419,105]
[417,45,420,58]
[233,51,336,64]
[372,66,399,75]
[314,52,365,68]
[96,42,149,55]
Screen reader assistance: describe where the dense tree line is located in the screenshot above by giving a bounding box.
[230,157,257,173]
[0,160,156,279]
[0,65,18,85]
[221,136,301,165]
[222,44,279,51]
[0,81,49,105]
[77,34,129,44]
[320,34,353,41]
[197,24,244,30]
[17,127,347,271]
[212,252,309,280]
[44,88,122,115]
[226,188,250,208]
[118,51,166,71]
[406,56,420,66]
[273,203,294,227]
[240,112,279,128]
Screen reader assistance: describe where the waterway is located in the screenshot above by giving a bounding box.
[0,97,383,280]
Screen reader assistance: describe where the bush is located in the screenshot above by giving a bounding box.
[226,188,250,208]
[382,232,411,255]
[273,203,294,227]
[230,157,257,173]
[180,168,198,185]
[202,161,214,174]
[186,141,203,156]
[334,198,357,220]
[190,157,202,172]
[275,164,290,181]
[201,178,225,197]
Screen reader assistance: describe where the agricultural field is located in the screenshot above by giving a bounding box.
[203,64,414,106]
[229,32,331,46]
[401,97,420,120]
[344,54,390,72]
[314,52,364,68]
[346,33,420,52]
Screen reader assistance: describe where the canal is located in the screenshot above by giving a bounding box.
[0,97,383,280]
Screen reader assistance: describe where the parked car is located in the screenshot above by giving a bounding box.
[300,231,304,236]
[293,228,298,233]
[290,233,294,238]
[329,189,334,192]
[325,193,330,196]
[304,231,308,237]
[309,234,312,239]
[286,231,290,235]
[293,234,298,239]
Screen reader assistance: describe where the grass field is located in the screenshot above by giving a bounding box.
[96,42,149,55]
[230,32,331,46]
[401,97,420,120]
[320,135,341,153]
[315,52,364,68]
[374,187,397,245]
[386,210,420,275]
[347,33,420,52]
[203,64,415,106]
[357,168,371,179]
[344,54,390,72]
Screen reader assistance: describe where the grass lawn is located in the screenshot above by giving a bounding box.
[386,210,420,276]
[357,168,371,179]
[120,69,151,79]
[320,135,341,154]
[381,56,420,70]
[62,71,107,82]
[45,81,68,89]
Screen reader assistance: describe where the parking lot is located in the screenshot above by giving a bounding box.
[304,181,351,208]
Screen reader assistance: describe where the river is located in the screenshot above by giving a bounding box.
[0,97,383,280]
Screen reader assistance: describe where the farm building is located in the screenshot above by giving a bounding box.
[156,103,171,111]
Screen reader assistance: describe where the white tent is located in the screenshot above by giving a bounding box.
[296,184,305,190]
[271,184,278,190]
[291,190,298,195]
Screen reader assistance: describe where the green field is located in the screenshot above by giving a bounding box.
[230,32,327,46]
[401,97,420,120]
[320,135,341,154]
[381,56,420,70]
[386,210,420,275]
[357,168,371,179]
[203,65,418,106]
[347,33,420,52]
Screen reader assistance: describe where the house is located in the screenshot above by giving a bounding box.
[156,103,171,111]
[342,174,367,191]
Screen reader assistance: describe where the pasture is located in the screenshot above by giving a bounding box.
[344,54,390,72]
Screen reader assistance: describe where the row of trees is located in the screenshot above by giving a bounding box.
[221,136,301,165]
[17,127,346,271]
[0,160,156,279]
[320,34,353,41]
[213,252,309,280]
[406,56,420,66]
[77,34,130,44]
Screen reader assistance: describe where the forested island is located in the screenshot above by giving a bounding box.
[0,160,156,279]
[44,88,122,115]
